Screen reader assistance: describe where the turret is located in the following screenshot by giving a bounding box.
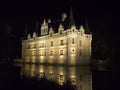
[49,27,54,37]
[68,8,76,29]
[35,21,39,36]
[40,19,48,36]
[58,23,64,35]
[33,32,37,39]
[79,25,85,35]
[27,33,31,39]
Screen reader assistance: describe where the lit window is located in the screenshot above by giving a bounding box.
[51,41,53,46]
[50,51,53,55]
[60,75,64,81]
[41,51,44,56]
[60,50,63,55]
[32,51,35,56]
[60,40,64,45]
[72,38,74,44]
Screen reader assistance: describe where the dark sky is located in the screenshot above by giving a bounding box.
[0,0,118,59]
[0,0,114,35]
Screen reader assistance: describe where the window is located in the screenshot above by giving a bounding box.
[39,51,45,56]
[41,51,44,56]
[60,40,64,45]
[72,38,74,44]
[41,43,45,47]
[60,50,63,55]
[72,49,75,53]
[80,40,82,46]
[50,51,53,55]
[32,51,35,56]
[60,75,64,81]
[51,41,53,46]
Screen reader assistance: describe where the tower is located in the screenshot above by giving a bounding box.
[58,23,64,35]
[68,7,75,29]
[40,19,48,36]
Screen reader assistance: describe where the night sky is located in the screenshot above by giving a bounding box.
[0,0,118,63]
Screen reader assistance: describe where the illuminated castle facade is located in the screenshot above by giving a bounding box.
[22,10,92,65]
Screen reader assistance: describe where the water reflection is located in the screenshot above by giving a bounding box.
[20,64,92,90]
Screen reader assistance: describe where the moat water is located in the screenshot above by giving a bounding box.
[0,60,118,90]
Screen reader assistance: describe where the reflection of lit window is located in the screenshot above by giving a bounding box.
[60,75,64,81]
[49,73,54,79]
[72,38,74,44]
[39,72,45,78]
[60,50,63,55]
[51,41,53,46]
[60,40,64,45]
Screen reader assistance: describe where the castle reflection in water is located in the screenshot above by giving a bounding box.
[20,64,92,90]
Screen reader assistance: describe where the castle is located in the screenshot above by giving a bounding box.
[22,10,92,65]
